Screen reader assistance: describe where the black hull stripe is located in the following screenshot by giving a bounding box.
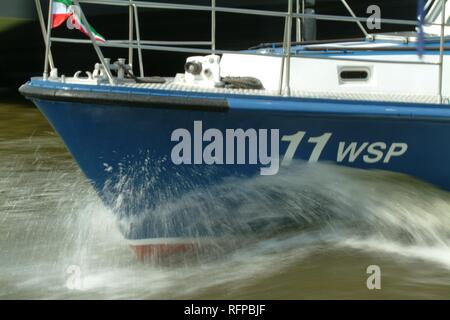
[19,83,229,112]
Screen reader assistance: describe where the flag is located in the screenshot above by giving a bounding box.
[67,11,106,43]
[51,0,106,43]
[52,0,73,28]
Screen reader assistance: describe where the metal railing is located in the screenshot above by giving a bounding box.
[36,0,449,101]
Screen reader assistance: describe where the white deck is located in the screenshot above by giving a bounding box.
[56,74,446,106]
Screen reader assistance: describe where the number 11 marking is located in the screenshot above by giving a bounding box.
[308,133,333,163]
[281,131,306,165]
[281,131,332,165]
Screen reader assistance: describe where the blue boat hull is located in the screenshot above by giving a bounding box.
[21,80,450,245]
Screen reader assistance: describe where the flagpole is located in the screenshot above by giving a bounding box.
[72,0,115,85]
[36,0,54,71]
[43,0,54,80]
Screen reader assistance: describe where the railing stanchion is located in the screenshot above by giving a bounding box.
[286,0,293,96]
[43,0,54,80]
[212,0,216,52]
[133,4,145,77]
[128,0,134,68]
[438,0,446,103]
[36,0,55,72]
[296,0,301,42]
[340,0,370,38]
[279,16,288,95]
[72,0,115,84]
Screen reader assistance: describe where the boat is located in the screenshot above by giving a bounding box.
[20,0,450,258]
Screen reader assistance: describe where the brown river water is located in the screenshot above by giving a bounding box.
[0,98,449,299]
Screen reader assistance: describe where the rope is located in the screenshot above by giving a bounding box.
[222,77,264,90]
[125,69,166,84]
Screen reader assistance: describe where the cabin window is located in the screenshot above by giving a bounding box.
[338,67,371,84]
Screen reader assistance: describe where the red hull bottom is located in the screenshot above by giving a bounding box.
[130,243,199,260]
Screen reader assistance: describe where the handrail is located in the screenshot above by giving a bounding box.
[38,0,449,100]
[49,37,442,66]
[51,37,212,46]
[75,0,446,27]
